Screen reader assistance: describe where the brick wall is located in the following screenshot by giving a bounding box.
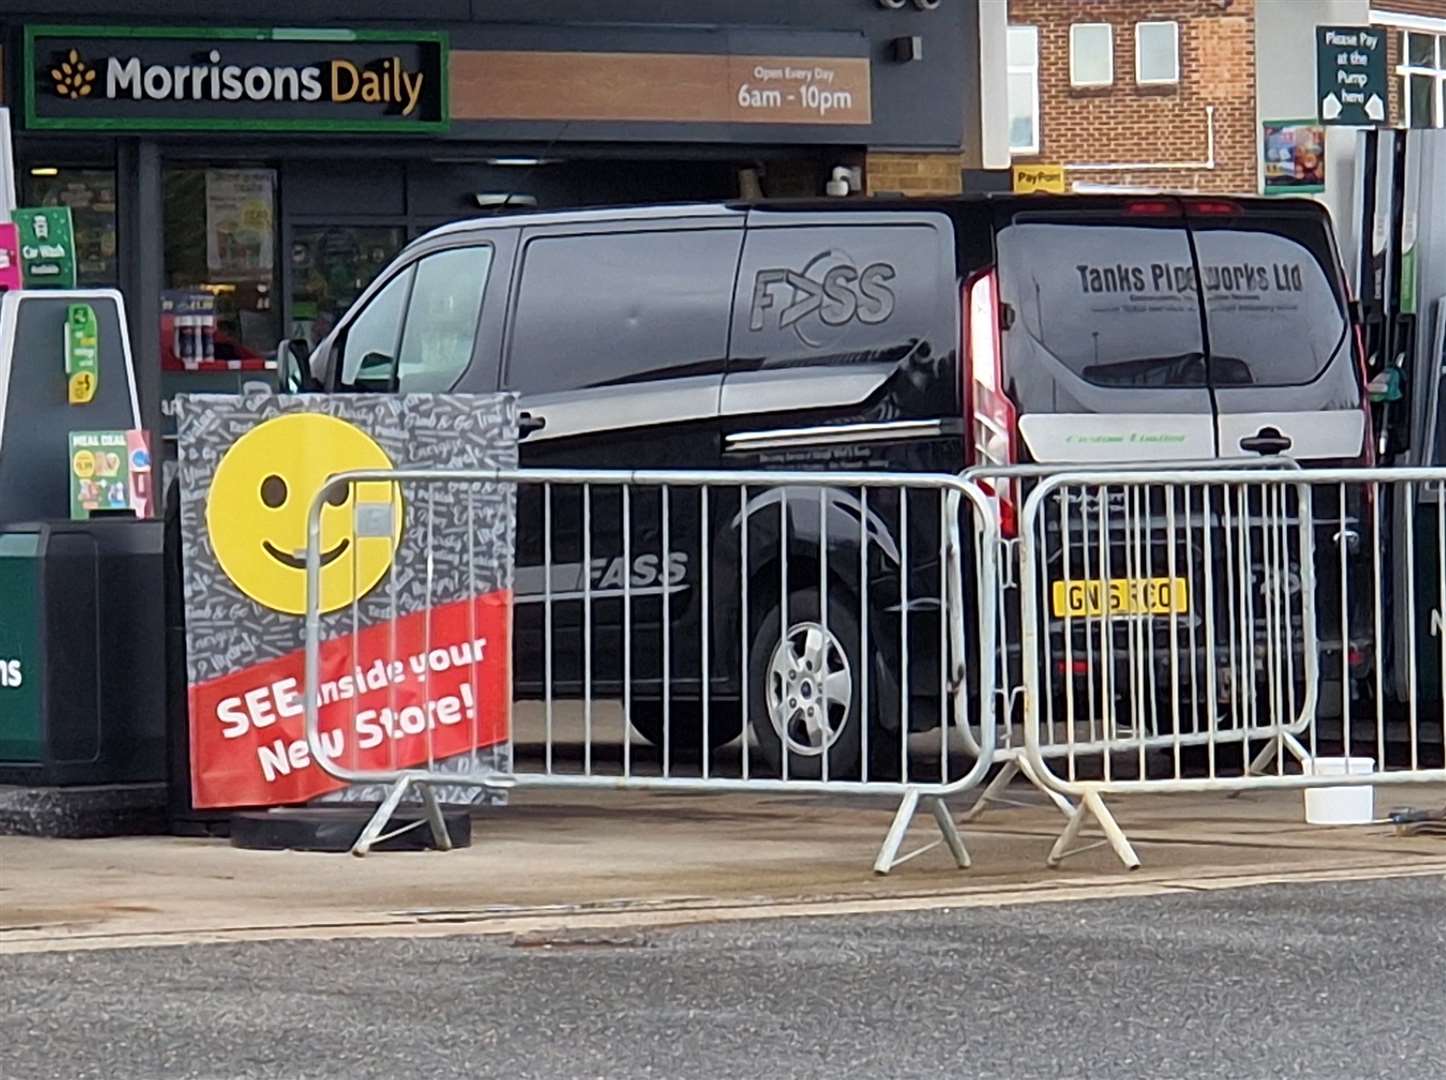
[1372,0,1446,16]
[865,151,963,195]
[1009,0,1257,194]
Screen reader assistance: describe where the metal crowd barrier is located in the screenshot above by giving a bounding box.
[957,458,1304,827]
[302,467,1000,871]
[1016,466,1446,869]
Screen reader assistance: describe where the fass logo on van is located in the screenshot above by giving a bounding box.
[749,250,896,348]
[27,28,448,131]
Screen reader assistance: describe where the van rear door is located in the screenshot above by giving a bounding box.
[995,198,1365,463]
[1191,205,1365,462]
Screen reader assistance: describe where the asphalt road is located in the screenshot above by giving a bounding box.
[4,874,1444,1080]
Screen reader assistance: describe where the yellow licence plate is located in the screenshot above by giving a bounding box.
[1051,577,1189,618]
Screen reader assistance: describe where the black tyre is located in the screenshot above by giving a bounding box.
[629,700,744,756]
[747,586,898,780]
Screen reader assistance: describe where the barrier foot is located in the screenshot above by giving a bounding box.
[873,791,971,875]
[961,760,1019,822]
[962,758,1077,823]
[417,782,453,852]
[352,776,414,857]
[1045,789,1141,871]
[931,797,971,870]
[1229,732,1313,798]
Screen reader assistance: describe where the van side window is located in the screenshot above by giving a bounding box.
[338,245,493,392]
[398,246,493,391]
[505,230,739,396]
[340,266,413,388]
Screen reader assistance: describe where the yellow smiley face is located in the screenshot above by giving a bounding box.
[205,413,404,616]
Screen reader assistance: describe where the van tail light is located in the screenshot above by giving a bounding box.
[1186,199,1242,216]
[1124,199,1177,217]
[963,269,1019,537]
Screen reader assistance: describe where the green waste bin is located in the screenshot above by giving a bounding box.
[0,533,43,763]
[0,519,166,786]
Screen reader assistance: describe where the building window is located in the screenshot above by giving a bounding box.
[1136,21,1180,85]
[1007,25,1040,154]
[1070,23,1114,88]
[21,167,118,287]
[1399,30,1445,128]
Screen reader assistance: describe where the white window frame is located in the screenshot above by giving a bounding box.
[1007,24,1040,156]
[1135,21,1180,85]
[1069,23,1114,88]
[1396,28,1446,129]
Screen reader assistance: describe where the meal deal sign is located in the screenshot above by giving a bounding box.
[177,394,516,809]
[24,26,448,132]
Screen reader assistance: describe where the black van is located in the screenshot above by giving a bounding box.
[297,195,1372,777]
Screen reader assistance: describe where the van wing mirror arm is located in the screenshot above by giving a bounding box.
[277,337,320,392]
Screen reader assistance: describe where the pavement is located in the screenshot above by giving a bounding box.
[3,874,1444,1080]
[3,781,1445,953]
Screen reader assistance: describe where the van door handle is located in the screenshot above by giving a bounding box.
[1239,427,1292,455]
[518,412,546,439]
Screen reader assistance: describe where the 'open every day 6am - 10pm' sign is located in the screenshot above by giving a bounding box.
[177,393,516,809]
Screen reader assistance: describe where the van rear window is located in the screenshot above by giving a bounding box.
[997,214,1349,390]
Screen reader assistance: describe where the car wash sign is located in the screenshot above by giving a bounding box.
[23,26,448,133]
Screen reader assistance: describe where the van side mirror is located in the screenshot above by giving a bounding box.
[277,337,319,393]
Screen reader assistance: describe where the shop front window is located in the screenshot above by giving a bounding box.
[163,167,279,372]
[289,225,407,349]
[22,167,118,287]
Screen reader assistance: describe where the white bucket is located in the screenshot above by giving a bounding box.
[1303,756,1375,825]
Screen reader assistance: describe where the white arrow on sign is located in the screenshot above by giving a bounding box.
[1366,93,1385,121]
[1321,92,1343,120]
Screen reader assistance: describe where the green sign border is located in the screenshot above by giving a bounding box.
[23,24,451,134]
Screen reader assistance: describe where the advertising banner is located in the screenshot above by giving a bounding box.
[0,223,22,291]
[69,430,152,519]
[1262,120,1326,195]
[205,169,274,280]
[177,393,516,809]
[65,301,98,403]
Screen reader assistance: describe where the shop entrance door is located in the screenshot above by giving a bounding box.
[285,221,408,350]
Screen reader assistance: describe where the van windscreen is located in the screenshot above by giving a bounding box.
[996,212,1350,394]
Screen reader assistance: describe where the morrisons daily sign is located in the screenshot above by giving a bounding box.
[24,26,448,133]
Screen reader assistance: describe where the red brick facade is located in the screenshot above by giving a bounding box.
[1010,0,1257,194]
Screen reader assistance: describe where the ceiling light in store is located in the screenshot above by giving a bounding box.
[485,157,560,167]
[29,166,60,177]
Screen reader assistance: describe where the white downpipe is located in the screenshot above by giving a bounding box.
[1063,105,1216,172]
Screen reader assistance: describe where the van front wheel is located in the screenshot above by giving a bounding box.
[748,588,883,780]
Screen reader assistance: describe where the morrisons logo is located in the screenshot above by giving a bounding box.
[46,46,428,115]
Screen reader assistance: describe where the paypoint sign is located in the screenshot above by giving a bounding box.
[24,26,448,133]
